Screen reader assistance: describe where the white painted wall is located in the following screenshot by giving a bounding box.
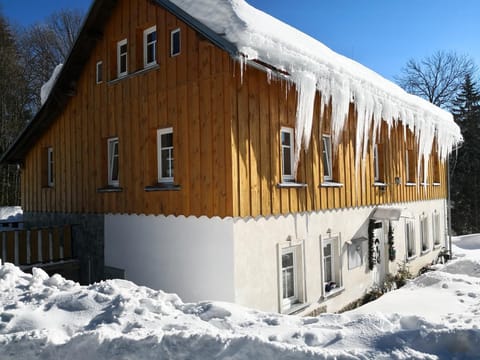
[104,199,447,314]
[233,199,447,314]
[104,214,235,303]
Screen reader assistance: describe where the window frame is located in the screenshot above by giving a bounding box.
[170,28,181,57]
[322,134,333,181]
[96,61,103,84]
[432,210,441,247]
[321,234,343,297]
[117,38,128,78]
[420,213,429,252]
[280,127,295,182]
[405,218,416,259]
[281,246,298,308]
[157,127,174,183]
[107,137,119,187]
[144,26,157,68]
[47,147,54,187]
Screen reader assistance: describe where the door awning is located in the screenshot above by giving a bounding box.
[370,207,402,221]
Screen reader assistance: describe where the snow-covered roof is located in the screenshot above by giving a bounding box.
[171,0,462,176]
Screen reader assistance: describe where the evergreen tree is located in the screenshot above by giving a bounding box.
[451,74,480,233]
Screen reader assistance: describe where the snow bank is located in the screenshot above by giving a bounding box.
[40,64,63,105]
[2,234,480,359]
[171,0,462,177]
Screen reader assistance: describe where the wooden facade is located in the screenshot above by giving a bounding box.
[20,0,447,219]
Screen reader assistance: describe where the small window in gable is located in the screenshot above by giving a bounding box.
[96,61,103,84]
[170,28,181,57]
[322,134,333,181]
[280,127,294,182]
[157,128,174,183]
[108,137,119,187]
[117,39,128,77]
[432,153,441,184]
[144,26,157,67]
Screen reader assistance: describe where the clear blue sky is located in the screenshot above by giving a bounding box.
[1,0,479,81]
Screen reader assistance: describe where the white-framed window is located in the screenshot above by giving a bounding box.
[96,61,103,84]
[47,147,54,187]
[405,218,416,258]
[322,134,333,181]
[281,127,294,182]
[373,144,379,182]
[420,213,429,252]
[432,210,441,246]
[321,235,342,295]
[117,38,128,77]
[405,148,416,183]
[278,241,305,312]
[108,137,119,186]
[157,128,174,183]
[170,28,181,57]
[144,26,157,67]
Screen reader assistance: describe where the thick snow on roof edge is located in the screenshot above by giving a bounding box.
[40,64,63,106]
[171,0,462,174]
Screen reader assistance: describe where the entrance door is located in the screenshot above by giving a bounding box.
[372,221,387,286]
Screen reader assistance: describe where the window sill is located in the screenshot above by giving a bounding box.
[433,244,442,250]
[407,255,417,262]
[373,182,387,187]
[421,248,431,256]
[323,286,345,300]
[433,182,441,187]
[277,182,307,189]
[405,182,416,187]
[97,186,123,193]
[108,64,160,85]
[282,302,309,315]
[145,183,181,192]
[320,182,343,188]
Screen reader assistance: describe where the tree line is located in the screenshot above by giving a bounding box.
[0,9,84,205]
[0,9,478,235]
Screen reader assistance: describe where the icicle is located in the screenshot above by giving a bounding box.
[291,71,317,176]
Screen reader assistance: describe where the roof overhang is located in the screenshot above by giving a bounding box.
[370,207,402,221]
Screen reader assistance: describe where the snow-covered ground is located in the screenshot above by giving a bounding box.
[1,235,479,359]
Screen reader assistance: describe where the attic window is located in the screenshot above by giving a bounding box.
[117,39,128,77]
[170,28,181,57]
[96,61,103,84]
[144,26,157,67]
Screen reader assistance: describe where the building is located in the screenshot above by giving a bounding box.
[0,0,462,314]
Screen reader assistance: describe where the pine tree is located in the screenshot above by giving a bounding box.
[451,74,480,233]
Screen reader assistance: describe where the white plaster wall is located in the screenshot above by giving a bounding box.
[105,214,235,303]
[233,198,448,314]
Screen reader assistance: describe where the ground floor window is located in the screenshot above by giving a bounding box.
[278,242,304,312]
[432,210,441,246]
[405,218,416,258]
[420,213,429,252]
[321,235,342,295]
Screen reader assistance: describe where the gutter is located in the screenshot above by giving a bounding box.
[447,141,463,259]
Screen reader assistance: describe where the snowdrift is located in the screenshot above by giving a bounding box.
[1,235,480,360]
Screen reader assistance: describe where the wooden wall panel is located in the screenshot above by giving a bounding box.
[21,0,448,219]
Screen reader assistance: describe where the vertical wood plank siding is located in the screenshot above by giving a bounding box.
[22,0,448,218]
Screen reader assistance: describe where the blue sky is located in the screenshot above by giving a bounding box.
[1,0,479,81]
